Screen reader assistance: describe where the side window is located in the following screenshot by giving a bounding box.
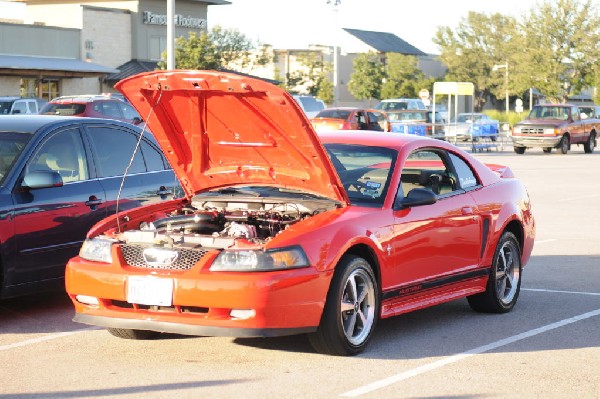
[12,101,28,114]
[87,127,146,177]
[400,150,458,197]
[94,101,122,118]
[27,128,89,183]
[449,153,479,189]
[141,140,166,171]
[120,102,141,121]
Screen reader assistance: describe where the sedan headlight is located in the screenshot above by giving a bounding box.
[79,237,116,263]
[210,246,309,272]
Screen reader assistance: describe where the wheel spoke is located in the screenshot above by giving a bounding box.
[343,310,357,337]
[340,299,354,313]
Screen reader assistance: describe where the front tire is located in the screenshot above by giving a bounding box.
[468,231,522,313]
[514,146,526,154]
[543,147,552,153]
[308,255,379,356]
[559,135,570,154]
[107,328,159,340]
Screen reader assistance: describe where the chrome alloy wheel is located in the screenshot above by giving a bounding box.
[340,268,376,346]
[495,239,521,306]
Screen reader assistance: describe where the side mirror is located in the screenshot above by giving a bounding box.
[21,170,63,190]
[394,187,437,210]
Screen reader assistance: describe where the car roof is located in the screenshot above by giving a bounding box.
[0,114,138,133]
[48,95,124,103]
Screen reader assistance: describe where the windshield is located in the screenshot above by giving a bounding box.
[0,100,15,115]
[529,106,570,120]
[40,103,86,116]
[0,132,33,185]
[323,143,396,207]
[376,101,408,111]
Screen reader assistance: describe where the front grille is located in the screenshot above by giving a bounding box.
[521,127,545,134]
[120,244,209,270]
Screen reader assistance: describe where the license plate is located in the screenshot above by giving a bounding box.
[127,276,173,306]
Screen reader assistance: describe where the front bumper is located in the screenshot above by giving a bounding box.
[66,256,332,337]
[511,135,562,148]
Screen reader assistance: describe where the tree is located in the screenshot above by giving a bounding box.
[518,0,600,102]
[433,11,522,111]
[347,51,385,104]
[380,53,426,99]
[158,26,271,73]
[284,51,333,103]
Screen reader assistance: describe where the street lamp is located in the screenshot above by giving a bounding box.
[493,63,509,115]
[328,0,341,106]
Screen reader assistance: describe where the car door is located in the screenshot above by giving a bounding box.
[9,126,109,286]
[388,148,482,288]
[84,124,179,214]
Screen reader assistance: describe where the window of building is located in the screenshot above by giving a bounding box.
[40,80,60,101]
[149,35,167,61]
[20,78,38,97]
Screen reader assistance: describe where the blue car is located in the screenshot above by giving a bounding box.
[0,116,181,298]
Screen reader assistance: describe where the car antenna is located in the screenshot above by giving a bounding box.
[115,87,163,233]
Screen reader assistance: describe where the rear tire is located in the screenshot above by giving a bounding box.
[543,147,552,153]
[307,255,379,356]
[107,328,159,340]
[468,231,521,313]
[584,133,596,153]
[513,146,526,154]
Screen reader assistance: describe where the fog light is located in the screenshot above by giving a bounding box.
[76,295,99,306]
[230,309,256,320]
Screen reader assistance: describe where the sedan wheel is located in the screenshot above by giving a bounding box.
[107,328,159,340]
[308,255,379,356]
[468,231,522,313]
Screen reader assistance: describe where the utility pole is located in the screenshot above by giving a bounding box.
[167,0,175,69]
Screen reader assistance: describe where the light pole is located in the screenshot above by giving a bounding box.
[493,63,509,115]
[328,0,341,106]
[167,0,175,69]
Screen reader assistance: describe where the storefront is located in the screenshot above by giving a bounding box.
[0,0,229,99]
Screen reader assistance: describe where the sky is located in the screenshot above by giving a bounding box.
[207,0,540,54]
[1,0,539,55]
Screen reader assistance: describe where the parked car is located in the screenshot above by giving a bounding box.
[446,112,500,142]
[0,116,181,299]
[0,96,47,115]
[387,109,445,139]
[374,98,426,112]
[292,94,326,118]
[40,94,144,125]
[65,70,535,356]
[310,107,390,132]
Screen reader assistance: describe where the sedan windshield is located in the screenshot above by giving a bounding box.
[0,132,32,185]
[324,143,396,207]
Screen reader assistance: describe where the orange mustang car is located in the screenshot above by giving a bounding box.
[65,70,535,356]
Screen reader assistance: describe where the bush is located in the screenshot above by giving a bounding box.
[484,110,529,129]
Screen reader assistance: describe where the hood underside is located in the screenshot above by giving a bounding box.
[116,70,347,204]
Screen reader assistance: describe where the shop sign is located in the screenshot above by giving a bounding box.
[142,11,206,29]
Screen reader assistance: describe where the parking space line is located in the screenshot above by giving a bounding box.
[0,327,98,351]
[339,308,600,397]
[523,288,600,296]
[534,239,557,244]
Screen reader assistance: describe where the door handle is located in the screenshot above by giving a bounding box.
[85,195,103,210]
[461,206,474,215]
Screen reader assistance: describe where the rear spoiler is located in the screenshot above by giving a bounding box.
[485,163,515,178]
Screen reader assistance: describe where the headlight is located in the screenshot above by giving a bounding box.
[512,126,521,134]
[210,246,309,272]
[544,127,558,135]
[79,237,116,263]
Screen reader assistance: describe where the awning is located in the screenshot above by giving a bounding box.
[0,54,118,77]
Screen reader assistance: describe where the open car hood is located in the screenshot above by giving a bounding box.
[116,70,347,204]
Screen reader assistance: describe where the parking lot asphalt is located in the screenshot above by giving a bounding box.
[1,145,599,399]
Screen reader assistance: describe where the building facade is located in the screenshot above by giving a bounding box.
[0,0,228,100]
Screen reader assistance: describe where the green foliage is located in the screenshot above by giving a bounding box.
[157,26,272,72]
[348,52,385,101]
[283,51,332,103]
[380,53,426,98]
[433,0,600,108]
